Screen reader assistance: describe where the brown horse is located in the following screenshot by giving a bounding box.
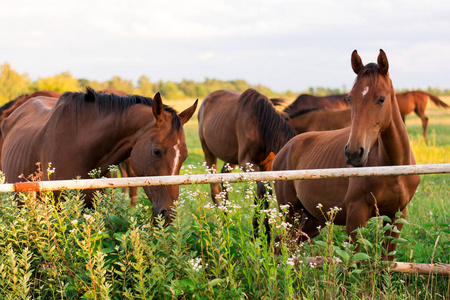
[396,90,449,143]
[198,89,296,205]
[272,50,420,260]
[284,93,349,114]
[0,89,140,205]
[287,108,351,134]
[1,87,197,224]
[0,90,62,121]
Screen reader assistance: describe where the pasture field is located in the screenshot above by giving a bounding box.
[0,96,448,299]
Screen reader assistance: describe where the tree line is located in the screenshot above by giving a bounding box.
[1,62,449,105]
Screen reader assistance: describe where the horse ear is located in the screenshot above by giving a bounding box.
[152,92,165,124]
[351,50,364,74]
[377,49,389,75]
[178,99,198,125]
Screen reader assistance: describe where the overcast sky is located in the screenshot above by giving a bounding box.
[1,0,449,93]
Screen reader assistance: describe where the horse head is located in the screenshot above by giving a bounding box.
[345,49,395,167]
[130,92,197,224]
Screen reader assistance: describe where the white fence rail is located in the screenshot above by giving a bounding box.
[1,163,449,193]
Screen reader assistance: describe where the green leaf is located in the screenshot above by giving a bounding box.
[109,214,130,227]
[395,211,404,218]
[335,249,350,261]
[382,216,392,223]
[391,238,408,244]
[351,252,370,262]
[315,241,328,248]
[394,218,409,225]
[208,278,227,287]
[443,229,450,234]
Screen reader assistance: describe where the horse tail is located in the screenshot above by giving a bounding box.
[424,92,450,108]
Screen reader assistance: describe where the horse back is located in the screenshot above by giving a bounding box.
[198,90,241,163]
[1,96,58,180]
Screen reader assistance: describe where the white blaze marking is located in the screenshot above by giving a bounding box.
[362,86,369,97]
[172,140,181,175]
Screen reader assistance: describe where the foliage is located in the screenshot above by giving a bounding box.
[36,71,81,93]
[0,63,33,103]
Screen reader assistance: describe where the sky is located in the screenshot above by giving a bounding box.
[1,0,449,93]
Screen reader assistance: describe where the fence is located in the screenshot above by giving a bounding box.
[1,163,449,193]
[1,163,449,275]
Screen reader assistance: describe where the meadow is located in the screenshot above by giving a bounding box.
[0,96,448,299]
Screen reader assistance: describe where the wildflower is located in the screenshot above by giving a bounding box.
[188,257,206,272]
[108,165,118,173]
[287,258,295,266]
[279,204,290,212]
[83,214,95,224]
[71,219,78,225]
[316,203,323,209]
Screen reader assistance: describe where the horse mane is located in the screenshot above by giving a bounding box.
[58,87,182,130]
[239,89,296,153]
[289,107,321,119]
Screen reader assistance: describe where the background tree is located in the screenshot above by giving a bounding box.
[36,71,81,93]
[135,75,154,97]
[0,63,32,104]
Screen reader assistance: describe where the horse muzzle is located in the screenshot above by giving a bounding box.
[344,144,367,167]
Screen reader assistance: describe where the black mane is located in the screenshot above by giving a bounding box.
[239,89,296,153]
[58,87,182,130]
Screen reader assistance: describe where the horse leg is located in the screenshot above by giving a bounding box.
[383,207,407,261]
[202,149,221,205]
[415,108,428,143]
[345,201,373,252]
[124,160,139,206]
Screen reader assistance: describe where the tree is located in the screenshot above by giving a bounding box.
[0,63,32,104]
[36,71,81,93]
[107,76,135,94]
[135,75,154,97]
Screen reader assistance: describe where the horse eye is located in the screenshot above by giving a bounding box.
[152,148,162,157]
[346,96,352,104]
[377,96,386,104]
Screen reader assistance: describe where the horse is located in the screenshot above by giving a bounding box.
[0,89,140,205]
[287,108,351,134]
[396,90,449,143]
[283,93,349,114]
[1,87,198,224]
[0,90,62,121]
[272,50,420,261]
[198,88,296,204]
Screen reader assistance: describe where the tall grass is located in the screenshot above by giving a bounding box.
[0,100,448,299]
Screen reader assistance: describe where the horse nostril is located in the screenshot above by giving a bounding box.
[359,147,364,158]
[344,145,349,157]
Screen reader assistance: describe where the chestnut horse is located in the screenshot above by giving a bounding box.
[396,90,449,143]
[287,108,351,134]
[284,93,349,114]
[198,89,296,205]
[0,89,140,205]
[272,50,420,260]
[1,88,197,224]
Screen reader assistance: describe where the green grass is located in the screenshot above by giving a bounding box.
[0,99,448,299]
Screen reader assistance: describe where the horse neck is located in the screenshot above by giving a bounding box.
[74,106,152,174]
[377,93,414,166]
